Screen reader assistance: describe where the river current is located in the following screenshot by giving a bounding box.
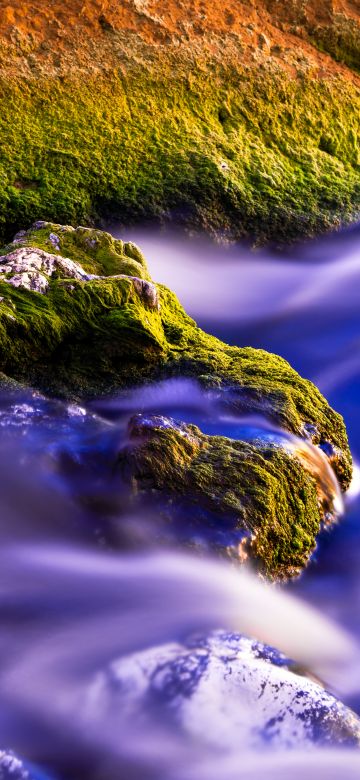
[1,225,360,779]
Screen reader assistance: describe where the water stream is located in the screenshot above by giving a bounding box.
[1,225,360,778]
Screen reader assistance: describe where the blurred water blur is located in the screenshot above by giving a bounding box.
[1,224,360,778]
[118,225,360,643]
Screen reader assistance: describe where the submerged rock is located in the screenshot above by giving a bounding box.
[85,630,360,751]
[0,222,352,500]
[118,414,341,579]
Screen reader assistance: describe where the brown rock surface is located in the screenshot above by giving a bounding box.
[0,0,359,80]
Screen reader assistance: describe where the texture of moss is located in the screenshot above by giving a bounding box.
[4,223,150,279]
[1,57,360,244]
[118,414,326,580]
[0,222,352,491]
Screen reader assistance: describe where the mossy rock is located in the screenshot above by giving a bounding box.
[5,221,150,279]
[1,60,360,245]
[117,413,340,580]
[0,222,352,493]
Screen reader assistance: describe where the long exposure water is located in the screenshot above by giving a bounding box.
[118,224,360,633]
[1,225,360,778]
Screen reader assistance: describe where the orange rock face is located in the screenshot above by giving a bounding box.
[0,0,359,80]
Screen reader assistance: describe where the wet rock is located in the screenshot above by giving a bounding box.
[85,630,360,750]
[0,246,91,292]
[130,277,160,310]
[118,413,339,579]
[0,222,351,500]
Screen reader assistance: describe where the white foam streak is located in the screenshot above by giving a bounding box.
[0,548,357,704]
[113,228,360,326]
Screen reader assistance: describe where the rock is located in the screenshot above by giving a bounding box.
[48,232,60,250]
[0,246,91,292]
[0,243,159,305]
[258,32,270,50]
[118,414,340,579]
[0,223,351,500]
[116,276,160,310]
[1,2,360,246]
[7,271,49,294]
[0,751,30,779]
[85,630,360,750]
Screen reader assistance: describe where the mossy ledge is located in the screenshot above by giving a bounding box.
[1,62,360,246]
[1,0,360,244]
[0,222,352,493]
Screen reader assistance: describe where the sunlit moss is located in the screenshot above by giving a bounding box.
[0,59,359,244]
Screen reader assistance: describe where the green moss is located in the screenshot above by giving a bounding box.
[5,222,150,279]
[0,223,352,491]
[118,414,325,580]
[0,59,359,244]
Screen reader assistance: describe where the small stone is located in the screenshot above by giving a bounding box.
[48,232,60,250]
[12,230,27,245]
[85,238,98,249]
[130,277,160,310]
[0,750,30,779]
[258,32,270,50]
[31,220,49,230]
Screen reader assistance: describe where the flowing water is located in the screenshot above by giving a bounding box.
[1,225,360,778]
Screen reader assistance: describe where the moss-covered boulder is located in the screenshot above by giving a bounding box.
[0,222,352,496]
[117,413,341,580]
[1,2,360,244]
